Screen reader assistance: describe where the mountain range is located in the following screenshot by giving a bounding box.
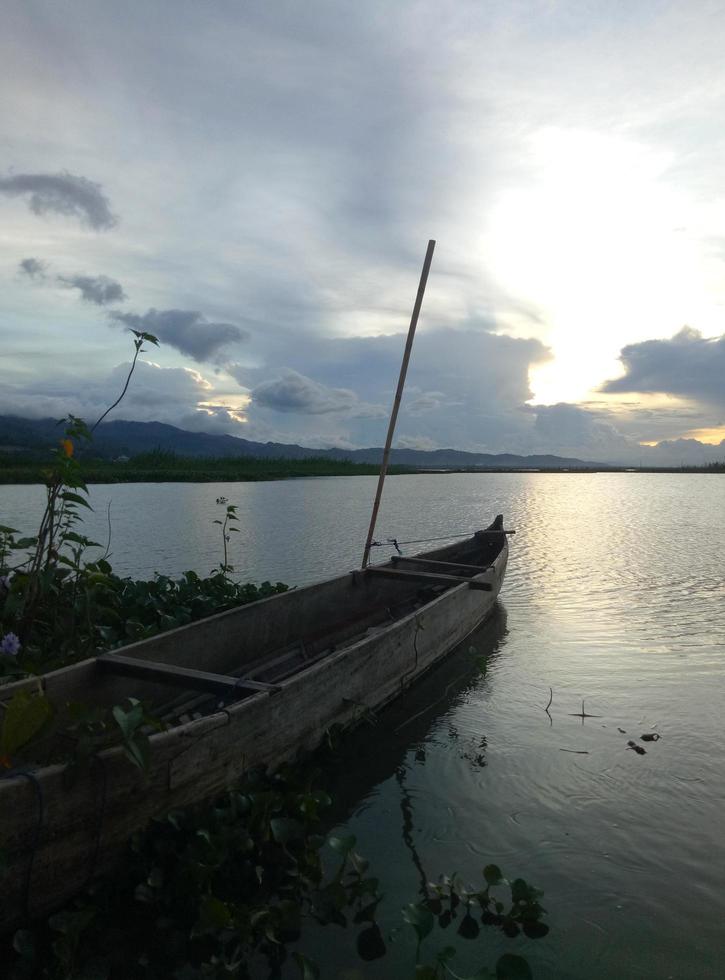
[0,415,603,470]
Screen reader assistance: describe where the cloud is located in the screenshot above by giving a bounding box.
[18,257,47,280]
[111,309,248,363]
[232,326,551,452]
[0,172,117,229]
[58,274,126,305]
[0,360,215,429]
[602,327,725,407]
[396,434,439,450]
[532,403,637,458]
[407,390,446,414]
[251,370,358,415]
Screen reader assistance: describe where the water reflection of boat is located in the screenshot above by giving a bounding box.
[322,604,509,817]
[0,517,507,929]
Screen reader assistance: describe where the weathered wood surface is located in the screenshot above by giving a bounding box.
[366,566,493,590]
[0,520,507,932]
[97,652,281,695]
[391,556,490,572]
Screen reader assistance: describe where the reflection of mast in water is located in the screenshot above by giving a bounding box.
[395,762,430,900]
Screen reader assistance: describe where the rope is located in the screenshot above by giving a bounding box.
[370,530,475,548]
[86,754,108,887]
[1,769,44,918]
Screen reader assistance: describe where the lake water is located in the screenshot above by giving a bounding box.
[1,473,724,978]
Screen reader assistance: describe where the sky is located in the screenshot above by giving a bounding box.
[2,0,725,465]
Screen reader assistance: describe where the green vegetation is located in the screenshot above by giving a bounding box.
[2,763,545,979]
[0,450,411,485]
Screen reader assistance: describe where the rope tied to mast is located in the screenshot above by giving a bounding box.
[370,530,476,549]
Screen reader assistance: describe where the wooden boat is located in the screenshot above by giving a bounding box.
[0,519,508,929]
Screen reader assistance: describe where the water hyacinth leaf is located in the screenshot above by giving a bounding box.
[270,817,304,844]
[292,952,320,980]
[195,895,232,933]
[496,954,532,979]
[356,922,387,960]
[458,913,480,939]
[522,921,549,939]
[328,832,356,856]
[112,699,143,740]
[0,689,53,758]
[510,879,530,903]
[483,864,506,887]
[402,903,434,943]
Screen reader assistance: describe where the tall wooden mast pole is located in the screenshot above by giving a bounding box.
[361,239,436,569]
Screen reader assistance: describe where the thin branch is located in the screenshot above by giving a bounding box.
[91,342,142,433]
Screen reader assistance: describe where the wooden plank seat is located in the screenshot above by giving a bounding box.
[365,566,492,591]
[96,652,282,696]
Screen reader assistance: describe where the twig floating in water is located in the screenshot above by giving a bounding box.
[559,748,589,754]
[568,699,602,720]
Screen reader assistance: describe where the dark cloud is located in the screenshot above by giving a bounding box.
[251,371,357,415]
[0,171,117,230]
[18,257,47,280]
[59,274,126,306]
[225,326,551,454]
[602,327,725,407]
[111,309,248,363]
[532,403,636,458]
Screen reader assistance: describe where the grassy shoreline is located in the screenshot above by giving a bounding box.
[0,451,412,484]
[1,450,723,483]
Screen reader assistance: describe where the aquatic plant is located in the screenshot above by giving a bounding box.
[2,767,546,979]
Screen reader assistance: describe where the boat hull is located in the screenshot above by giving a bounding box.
[0,523,507,931]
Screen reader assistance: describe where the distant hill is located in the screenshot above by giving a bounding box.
[0,415,602,470]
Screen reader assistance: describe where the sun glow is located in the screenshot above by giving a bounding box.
[486,128,725,405]
[680,425,725,445]
[197,394,251,423]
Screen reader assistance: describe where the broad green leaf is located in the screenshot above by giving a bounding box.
[402,903,434,943]
[0,689,53,758]
[195,895,232,933]
[61,491,92,510]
